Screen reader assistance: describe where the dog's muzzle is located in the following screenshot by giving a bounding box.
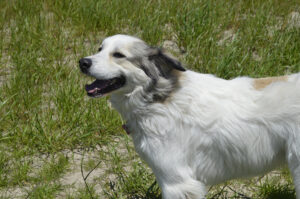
[79,58,92,74]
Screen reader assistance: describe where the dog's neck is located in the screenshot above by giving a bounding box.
[110,89,151,122]
[109,72,183,125]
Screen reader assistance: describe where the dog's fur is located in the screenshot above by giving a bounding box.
[80,34,300,199]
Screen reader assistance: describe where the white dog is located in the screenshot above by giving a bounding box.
[79,34,300,199]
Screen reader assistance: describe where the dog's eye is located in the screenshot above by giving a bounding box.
[113,52,126,58]
[98,47,102,52]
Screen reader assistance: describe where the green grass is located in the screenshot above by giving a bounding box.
[0,0,299,198]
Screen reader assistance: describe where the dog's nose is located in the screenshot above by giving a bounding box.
[79,58,92,73]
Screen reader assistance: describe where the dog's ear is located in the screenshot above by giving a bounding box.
[148,48,186,78]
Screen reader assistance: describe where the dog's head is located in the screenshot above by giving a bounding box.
[79,34,186,101]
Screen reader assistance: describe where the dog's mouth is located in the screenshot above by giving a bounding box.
[85,76,126,97]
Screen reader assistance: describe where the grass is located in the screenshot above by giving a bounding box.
[0,0,299,198]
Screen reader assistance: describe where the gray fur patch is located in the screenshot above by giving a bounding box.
[128,43,185,103]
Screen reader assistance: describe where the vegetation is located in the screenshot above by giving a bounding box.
[0,0,299,198]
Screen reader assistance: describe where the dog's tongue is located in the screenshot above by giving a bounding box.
[85,79,107,94]
[87,88,98,94]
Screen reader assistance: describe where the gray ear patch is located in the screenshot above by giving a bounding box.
[135,48,186,103]
[128,44,186,103]
[148,48,186,78]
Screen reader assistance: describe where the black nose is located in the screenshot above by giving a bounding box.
[79,58,92,73]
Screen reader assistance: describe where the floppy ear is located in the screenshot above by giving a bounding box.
[148,48,186,78]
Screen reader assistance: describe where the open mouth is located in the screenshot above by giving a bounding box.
[85,76,126,97]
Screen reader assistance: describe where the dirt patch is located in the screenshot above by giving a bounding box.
[288,11,300,29]
[163,40,181,53]
[59,149,107,196]
[252,51,262,62]
[217,29,237,46]
[0,55,13,88]
[0,135,133,199]
[267,17,283,37]
[0,187,30,199]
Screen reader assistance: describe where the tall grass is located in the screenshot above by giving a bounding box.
[0,0,299,198]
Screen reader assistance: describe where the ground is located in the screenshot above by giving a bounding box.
[0,0,299,198]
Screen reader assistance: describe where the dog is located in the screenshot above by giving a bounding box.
[79,34,300,199]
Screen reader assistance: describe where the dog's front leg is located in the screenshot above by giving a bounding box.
[294,166,300,199]
[159,179,207,199]
[142,152,207,199]
[289,160,300,199]
[132,123,207,199]
[287,140,300,199]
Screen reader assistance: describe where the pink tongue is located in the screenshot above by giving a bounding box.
[88,88,98,94]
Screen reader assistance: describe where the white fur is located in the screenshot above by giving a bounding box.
[83,34,300,199]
